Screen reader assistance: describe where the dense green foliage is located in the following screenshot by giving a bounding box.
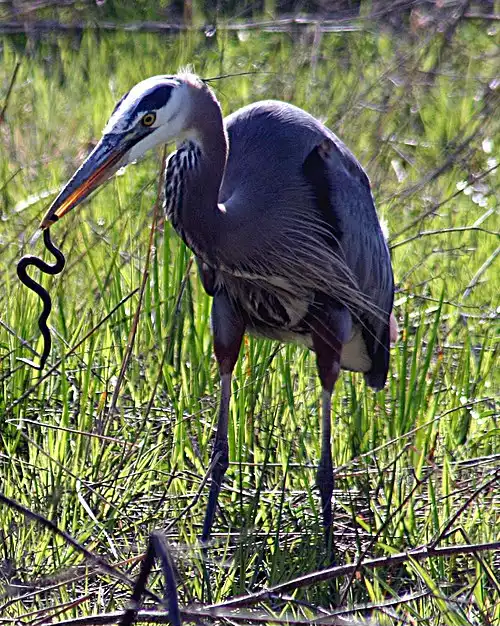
[0,16,498,625]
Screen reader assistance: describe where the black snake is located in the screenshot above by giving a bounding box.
[16,229,65,370]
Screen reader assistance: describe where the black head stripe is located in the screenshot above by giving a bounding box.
[111,90,130,116]
[135,85,173,115]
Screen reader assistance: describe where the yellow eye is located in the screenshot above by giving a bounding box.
[142,113,156,127]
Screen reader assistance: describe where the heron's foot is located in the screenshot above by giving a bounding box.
[201,441,229,544]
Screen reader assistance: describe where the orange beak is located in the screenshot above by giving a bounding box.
[40,135,130,230]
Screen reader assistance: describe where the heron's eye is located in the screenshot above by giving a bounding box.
[142,113,156,127]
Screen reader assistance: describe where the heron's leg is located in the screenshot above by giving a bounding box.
[310,306,350,546]
[201,291,245,543]
[312,330,341,535]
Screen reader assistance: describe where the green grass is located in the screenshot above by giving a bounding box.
[1,14,499,626]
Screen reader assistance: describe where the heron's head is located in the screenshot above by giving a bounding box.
[40,74,200,229]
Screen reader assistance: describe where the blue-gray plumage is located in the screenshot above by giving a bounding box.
[41,72,396,546]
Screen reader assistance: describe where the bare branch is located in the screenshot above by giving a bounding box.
[0,494,162,606]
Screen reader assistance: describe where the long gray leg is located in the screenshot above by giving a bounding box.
[201,291,245,543]
[312,332,341,535]
[310,305,351,545]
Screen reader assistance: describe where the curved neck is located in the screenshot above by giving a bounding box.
[165,86,228,263]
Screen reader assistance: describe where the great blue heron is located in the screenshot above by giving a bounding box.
[40,72,396,543]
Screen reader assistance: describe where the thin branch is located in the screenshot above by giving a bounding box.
[461,245,500,300]
[210,540,500,610]
[36,610,355,626]
[5,418,138,447]
[390,226,499,250]
[0,61,21,123]
[0,18,363,36]
[16,593,91,625]
[0,493,162,604]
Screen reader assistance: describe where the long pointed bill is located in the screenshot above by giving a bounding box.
[40,134,132,230]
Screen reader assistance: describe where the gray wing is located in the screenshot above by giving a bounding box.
[303,136,394,389]
[220,101,394,388]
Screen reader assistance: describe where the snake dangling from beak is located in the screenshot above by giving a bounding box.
[16,229,65,370]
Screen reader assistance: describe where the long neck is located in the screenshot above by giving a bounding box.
[164,87,228,264]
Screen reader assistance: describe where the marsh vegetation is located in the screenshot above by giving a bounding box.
[0,5,499,624]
